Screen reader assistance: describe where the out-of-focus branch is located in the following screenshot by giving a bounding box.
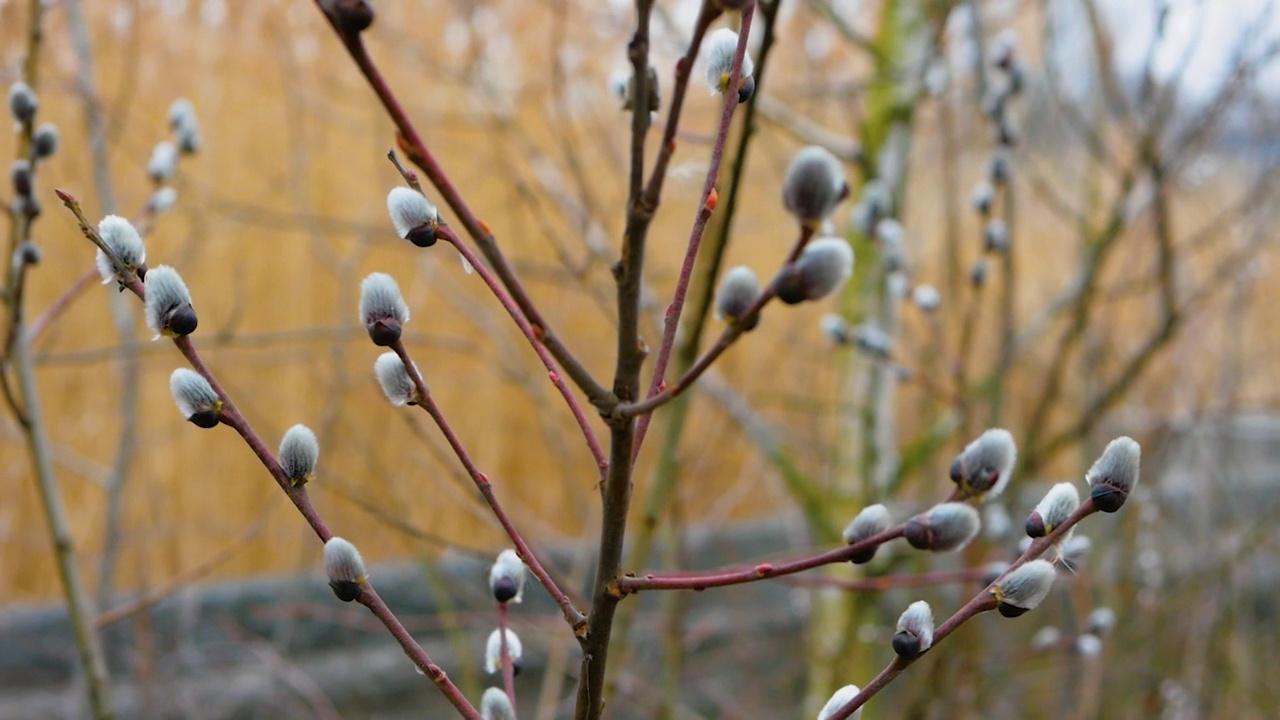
[1,4,115,718]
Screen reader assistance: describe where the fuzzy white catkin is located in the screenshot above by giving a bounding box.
[480,688,515,720]
[703,28,754,94]
[32,122,58,159]
[386,187,438,239]
[489,549,527,604]
[791,238,854,301]
[817,684,862,720]
[852,323,892,359]
[1076,633,1103,657]
[8,82,37,124]
[1032,482,1079,534]
[148,141,178,181]
[782,146,847,224]
[1030,626,1061,651]
[995,559,1056,610]
[875,218,904,246]
[842,504,891,545]
[1087,607,1116,636]
[951,428,1018,498]
[971,181,994,214]
[715,266,760,321]
[912,284,941,312]
[95,215,146,284]
[169,369,218,418]
[1086,436,1141,493]
[168,98,196,130]
[820,313,849,344]
[323,537,367,584]
[484,629,522,674]
[359,273,410,327]
[896,600,935,652]
[373,352,419,406]
[907,503,981,553]
[150,187,179,213]
[143,265,194,338]
[279,425,320,483]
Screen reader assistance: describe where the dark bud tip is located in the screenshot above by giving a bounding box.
[849,547,877,565]
[492,577,518,604]
[19,241,41,266]
[1025,511,1047,538]
[169,305,199,336]
[136,263,149,281]
[512,660,523,677]
[892,631,922,659]
[948,454,963,483]
[1090,483,1127,513]
[737,76,756,104]
[329,579,362,602]
[331,0,374,34]
[904,517,930,551]
[739,312,761,332]
[998,602,1029,618]
[187,410,221,429]
[406,224,438,248]
[367,318,402,347]
[774,268,807,305]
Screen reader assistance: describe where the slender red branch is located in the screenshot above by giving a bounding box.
[616,226,813,420]
[826,498,1100,719]
[363,586,483,720]
[390,340,589,635]
[633,7,755,459]
[438,225,607,478]
[640,1,725,208]
[320,15,613,411]
[54,190,477,716]
[615,526,905,594]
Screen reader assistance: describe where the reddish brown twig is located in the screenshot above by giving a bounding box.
[55,188,480,720]
[390,339,588,635]
[615,526,905,594]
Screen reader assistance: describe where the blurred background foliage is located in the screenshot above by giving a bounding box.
[2,0,1279,718]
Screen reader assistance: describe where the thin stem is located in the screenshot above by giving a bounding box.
[498,602,518,719]
[633,8,755,458]
[617,224,813,419]
[10,328,115,719]
[53,193,476,716]
[318,15,612,410]
[615,527,906,594]
[362,585,482,720]
[1,4,114,716]
[779,567,988,591]
[437,225,607,478]
[639,1,719,209]
[827,499,1100,719]
[391,340,588,634]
